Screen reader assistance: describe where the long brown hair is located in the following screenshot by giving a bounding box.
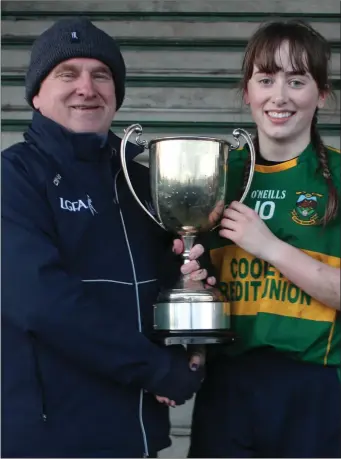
[239,20,338,225]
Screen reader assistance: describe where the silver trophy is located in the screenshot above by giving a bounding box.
[121,124,255,345]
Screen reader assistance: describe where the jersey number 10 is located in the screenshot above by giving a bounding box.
[254,200,276,220]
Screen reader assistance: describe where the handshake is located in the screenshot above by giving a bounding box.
[155,344,206,407]
[154,238,216,407]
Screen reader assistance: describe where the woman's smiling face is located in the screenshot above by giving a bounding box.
[244,41,326,147]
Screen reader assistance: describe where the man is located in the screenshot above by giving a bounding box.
[1,18,211,458]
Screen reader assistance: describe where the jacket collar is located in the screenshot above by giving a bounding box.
[24,111,142,164]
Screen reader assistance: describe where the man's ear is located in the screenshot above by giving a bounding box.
[32,94,40,110]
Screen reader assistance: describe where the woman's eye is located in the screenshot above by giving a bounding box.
[259,78,272,85]
[289,80,304,88]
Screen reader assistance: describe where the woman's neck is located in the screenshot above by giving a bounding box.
[257,130,311,162]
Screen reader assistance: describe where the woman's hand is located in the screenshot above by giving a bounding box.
[219,201,279,260]
[172,240,216,286]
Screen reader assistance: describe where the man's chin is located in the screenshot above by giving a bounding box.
[69,122,109,134]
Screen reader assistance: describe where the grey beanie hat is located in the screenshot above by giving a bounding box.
[25,17,126,110]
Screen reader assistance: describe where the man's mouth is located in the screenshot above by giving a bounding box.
[71,105,102,111]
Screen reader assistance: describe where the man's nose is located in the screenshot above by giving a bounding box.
[75,74,96,98]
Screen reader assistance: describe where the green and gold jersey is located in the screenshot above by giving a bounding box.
[211,143,341,366]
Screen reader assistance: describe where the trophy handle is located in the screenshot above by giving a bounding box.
[120,124,166,230]
[231,128,256,203]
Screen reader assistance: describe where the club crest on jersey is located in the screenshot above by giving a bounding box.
[291,191,323,225]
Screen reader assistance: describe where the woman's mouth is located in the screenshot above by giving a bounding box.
[265,111,296,123]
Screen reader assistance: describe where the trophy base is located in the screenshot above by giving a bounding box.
[152,290,234,345]
[151,329,236,346]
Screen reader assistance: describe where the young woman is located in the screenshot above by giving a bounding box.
[188,20,341,458]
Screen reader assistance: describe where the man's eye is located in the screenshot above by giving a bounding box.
[94,73,111,80]
[59,73,75,80]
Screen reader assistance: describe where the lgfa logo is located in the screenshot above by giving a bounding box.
[60,195,97,216]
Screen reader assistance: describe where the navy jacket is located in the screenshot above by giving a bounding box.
[1,112,202,458]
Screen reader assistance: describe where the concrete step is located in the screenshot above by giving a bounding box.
[2,47,340,77]
[8,110,340,128]
[2,128,340,153]
[1,85,244,111]
[2,107,339,128]
[159,435,190,459]
[3,83,339,114]
[2,18,340,41]
[2,0,340,14]
[2,73,340,88]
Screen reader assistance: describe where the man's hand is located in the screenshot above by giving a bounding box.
[155,345,206,407]
[155,395,176,407]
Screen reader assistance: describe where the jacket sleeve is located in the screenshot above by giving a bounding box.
[2,154,202,402]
